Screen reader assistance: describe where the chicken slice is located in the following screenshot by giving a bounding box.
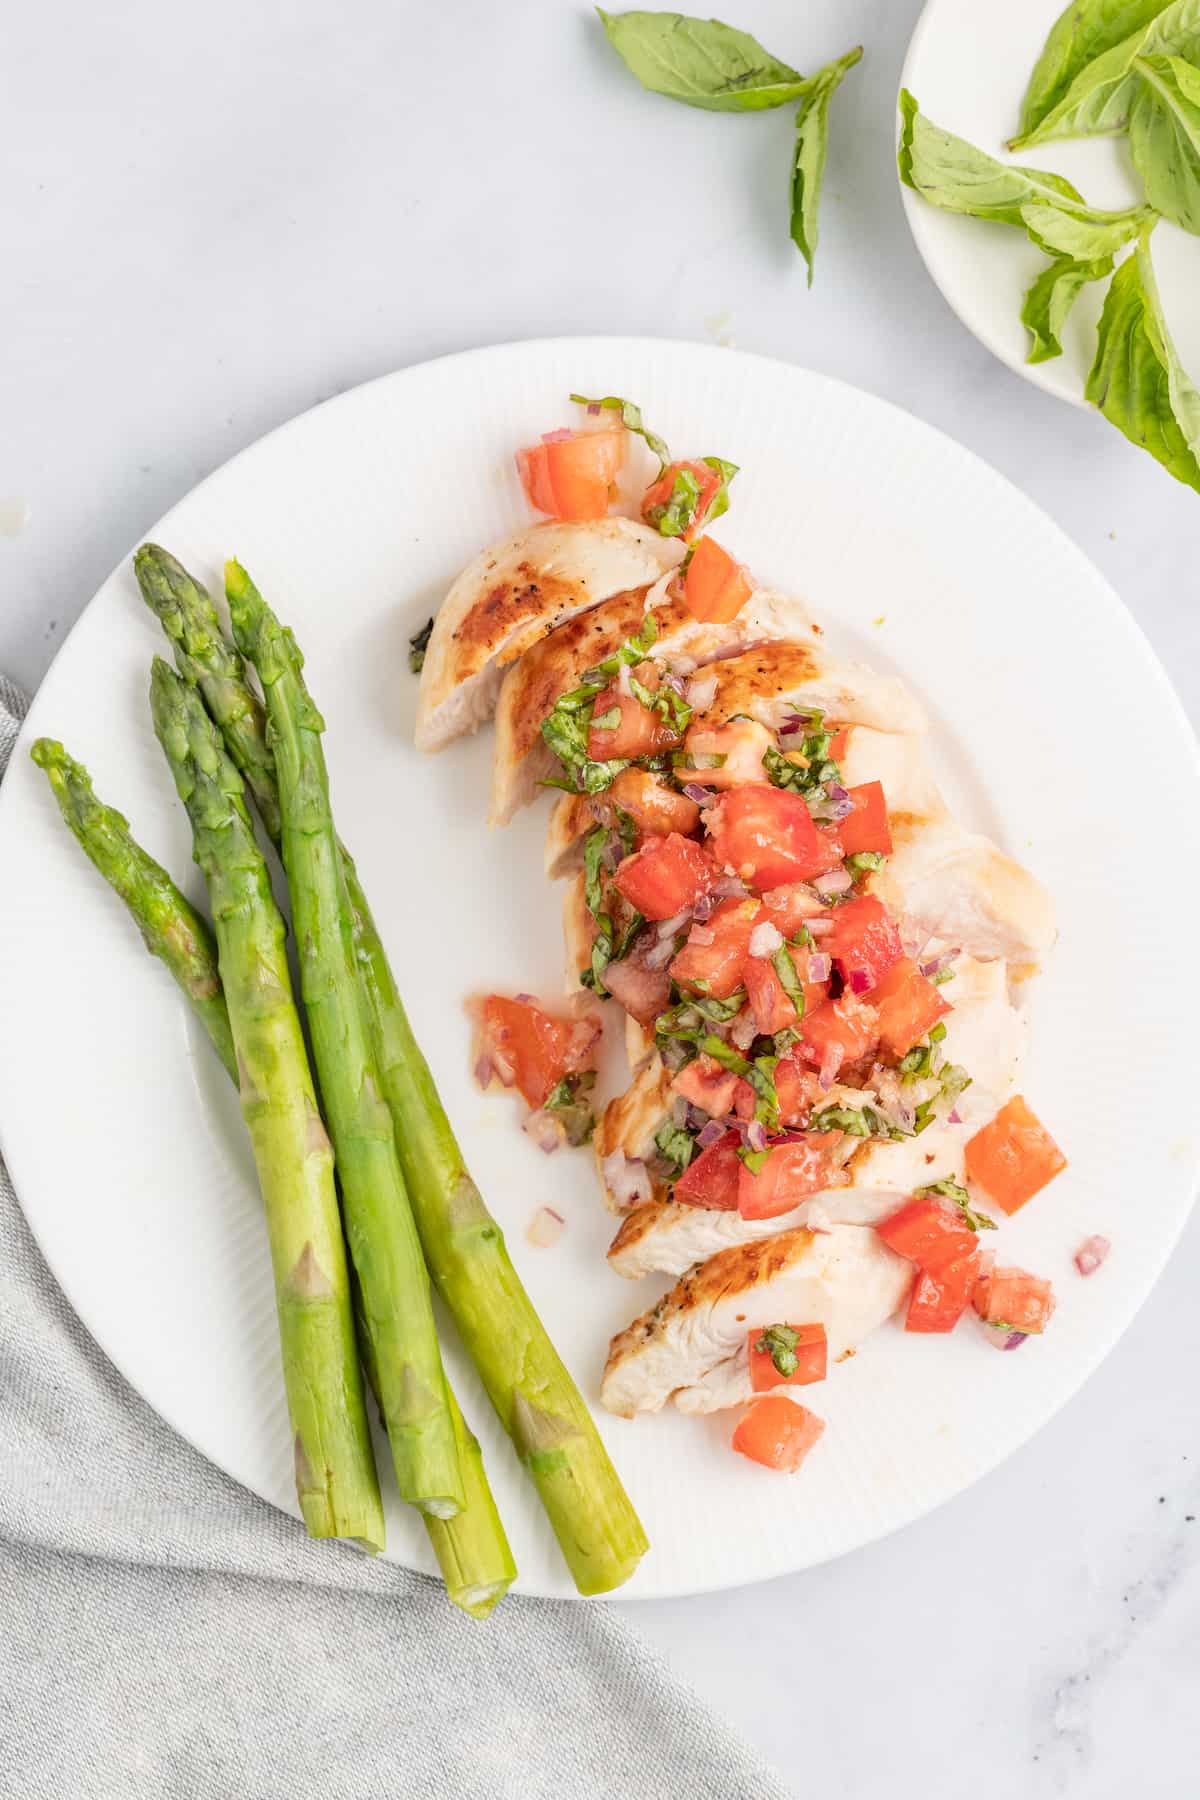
[600,1225,911,1418]
[593,1053,674,1209]
[489,579,814,824]
[605,956,1024,1278]
[415,519,683,752]
[685,640,926,738]
[868,811,1056,965]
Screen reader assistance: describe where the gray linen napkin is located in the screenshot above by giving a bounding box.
[0,678,792,1800]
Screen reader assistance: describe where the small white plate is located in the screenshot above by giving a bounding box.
[1,337,1198,1599]
[901,0,1200,407]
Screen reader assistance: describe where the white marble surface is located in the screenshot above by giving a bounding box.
[5,0,1198,1792]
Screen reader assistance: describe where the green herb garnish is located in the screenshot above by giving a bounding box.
[771,943,806,1017]
[754,1322,801,1377]
[543,1072,598,1147]
[917,1176,997,1233]
[408,617,433,674]
[540,614,661,793]
[569,392,671,472]
[655,1117,698,1175]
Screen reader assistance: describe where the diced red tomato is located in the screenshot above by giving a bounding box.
[872,956,952,1058]
[973,1265,1056,1334]
[828,726,850,761]
[731,1076,755,1120]
[732,1396,825,1473]
[681,718,772,789]
[965,1096,1066,1215]
[673,1130,742,1209]
[642,458,725,542]
[670,897,759,999]
[774,1051,821,1126]
[838,781,892,857]
[759,883,824,937]
[706,783,836,893]
[748,1322,828,1392]
[480,995,600,1109]
[607,768,700,840]
[824,895,904,995]
[682,534,753,624]
[516,428,625,522]
[905,1248,980,1333]
[798,994,878,1075]
[743,957,798,1036]
[671,1054,739,1120]
[877,1195,977,1275]
[737,1134,843,1220]
[613,832,714,921]
[587,686,681,761]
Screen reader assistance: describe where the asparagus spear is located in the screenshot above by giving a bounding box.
[147,658,384,1550]
[33,735,512,1612]
[345,855,649,1594]
[225,563,463,1520]
[30,738,237,1082]
[136,543,648,1591]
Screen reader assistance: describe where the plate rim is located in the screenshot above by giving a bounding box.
[2,332,1199,1600]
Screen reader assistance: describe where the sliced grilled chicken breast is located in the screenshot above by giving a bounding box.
[415,519,683,752]
[489,580,814,825]
[869,812,1056,964]
[593,1054,674,1208]
[684,640,926,737]
[600,1225,911,1417]
[606,955,1024,1279]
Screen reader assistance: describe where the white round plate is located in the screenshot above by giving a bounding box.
[901,0,1200,406]
[1,339,1197,1601]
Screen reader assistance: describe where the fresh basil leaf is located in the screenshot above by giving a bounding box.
[655,1117,698,1175]
[544,1072,598,1147]
[408,617,433,674]
[591,705,622,732]
[917,1176,998,1233]
[541,614,662,792]
[597,8,808,112]
[939,1063,972,1103]
[789,45,862,285]
[1021,254,1113,362]
[1085,231,1200,492]
[569,392,672,472]
[929,1023,947,1044]
[614,804,639,857]
[1017,0,1168,141]
[701,456,739,524]
[900,90,1150,253]
[1013,0,1200,148]
[1130,54,1200,234]
[698,1033,750,1073]
[845,851,886,878]
[809,1102,891,1138]
[738,1147,769,1176]
[754,1323,801,1377]
[1019,198,1148,257]
[646,465,702,537]
[583,824,607,917]
[746,1054,780,1130]
[629,670,692,734]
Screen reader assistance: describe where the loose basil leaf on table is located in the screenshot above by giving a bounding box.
[1013,0,1200,149]
[1129,54,1200,234]
[596,8,808,110]
[1085,231,1200,491]
[789,46,863,285]
[1021,254,1114,363]
[1016,0,1168,142]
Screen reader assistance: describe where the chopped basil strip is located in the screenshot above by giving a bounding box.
[592,705,622,732]
[698,1033,750,1074]
[614,805,639,857]
[543,1072,597,1147]
[747,1055,780,1131]
[671,749,727,770]
[408,617,433,674]
[583,825,607,917]
[761,708,845,822]
[917,1176,997,1233]
[540,614,662,793]
[580,825,644,994]
[773,1026,801,1055]
[655,1117,698,1176]
[569,392,672,473]
[771,943,805,1016]
[738,1147,769,1176]
[647,465,702,537]
[809,1101,893,1139]
[629,669,692,734]
[754,1322,801,1378]
[845,851,886,877]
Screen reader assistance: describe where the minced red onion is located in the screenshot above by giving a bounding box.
[474,1053,495,1090]
[919,947,960,979]
[849,970,872,995]
[778,712,811,734]
[827,781,849,803]
[688,924,715,947]
[777,730,807,752]
[827,795,854,822]
[523,1111,566,1154]
[514,992,535,1006]
[686,674,718,711]
[989,1330,1028,1351]
[746,1119,768,1153]
[682,782,709,805]
[526,1206,566,1248]
[730,1008,758,1052]
[616,661,633,698]
[586,402,602,416]
[602,1151,653,1210]
[644,935,677,970]
[807,917,834,938]
[696,1119,725,1149]
[748,920,784,959]
[711,873,749,901]
[818,1041,842,1089]
[814,869,853,898]
[1074,1235,1111,1277]
[691,891,717,921]
[807,952,831,982]
[541,428,573,443]
[948,1108,963,1125]
[683,1102,709,1133]
[656,909,692,940]
[661,671,687,697]
[671,1095,689,1127]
